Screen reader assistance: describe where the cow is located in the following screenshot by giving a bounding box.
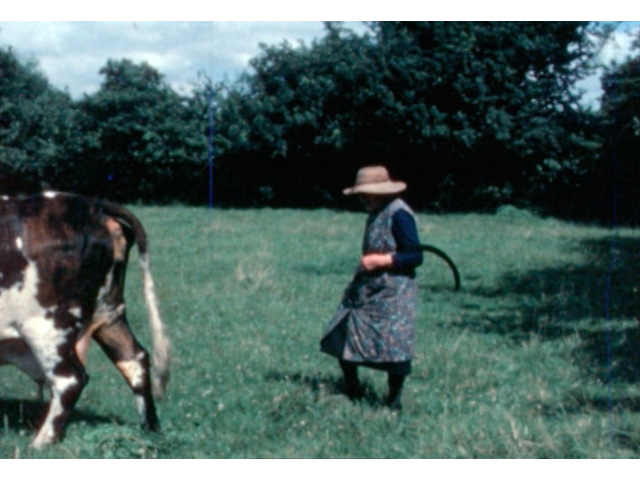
[0,191,170,448]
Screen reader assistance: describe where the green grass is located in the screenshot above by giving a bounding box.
[2,205,640,458]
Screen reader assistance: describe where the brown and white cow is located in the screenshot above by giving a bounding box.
[0,191,170,448]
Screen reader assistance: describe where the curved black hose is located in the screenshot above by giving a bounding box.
[419,244,461,291]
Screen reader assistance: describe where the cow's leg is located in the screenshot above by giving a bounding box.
[92,316,160,432]
[20,315,88,449]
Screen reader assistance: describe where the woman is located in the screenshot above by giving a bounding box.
[321,165,423,411]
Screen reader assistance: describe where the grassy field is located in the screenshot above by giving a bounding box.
[1,204,640,458]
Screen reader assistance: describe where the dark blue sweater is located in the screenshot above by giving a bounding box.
[390,209,423,275]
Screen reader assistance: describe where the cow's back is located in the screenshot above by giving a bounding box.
[16,193,114,310]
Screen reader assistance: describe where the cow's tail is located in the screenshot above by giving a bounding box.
[100,201,171,400]
[139,250,171,400]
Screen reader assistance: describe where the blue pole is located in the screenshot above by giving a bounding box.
[604,77,618,451]
[208,87,214,209]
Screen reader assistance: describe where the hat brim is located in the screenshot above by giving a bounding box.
[343,181,407,196]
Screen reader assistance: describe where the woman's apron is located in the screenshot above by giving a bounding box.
[321,198,417,363]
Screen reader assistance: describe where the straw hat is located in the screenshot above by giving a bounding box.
[343,165,407,196]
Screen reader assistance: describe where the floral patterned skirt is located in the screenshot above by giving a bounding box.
[321,270,416,366]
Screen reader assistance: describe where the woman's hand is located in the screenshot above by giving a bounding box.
[360,253,393,272]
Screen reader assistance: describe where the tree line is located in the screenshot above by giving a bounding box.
[1,22,638,223]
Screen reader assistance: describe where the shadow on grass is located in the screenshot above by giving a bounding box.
[264,371,385,409]
[0,398,123,433]
[468,236,640,331]
[450,235,640,418]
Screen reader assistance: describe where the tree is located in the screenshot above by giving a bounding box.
[78,59,208,203]
[369,22,601,211]
[208,22,603,211]
[209,24,378,206]
[597,33,640,224]
[0,46,81,194]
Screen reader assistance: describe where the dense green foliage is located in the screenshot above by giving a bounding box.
[75,60,209,203]
[1,206,639,458]
[592,31,640,223]
[212,22,601,212]
[0,46,83,194]
[0,22,638,220]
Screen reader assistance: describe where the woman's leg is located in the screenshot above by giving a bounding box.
[339,359,363,400]
[386,373,405,411]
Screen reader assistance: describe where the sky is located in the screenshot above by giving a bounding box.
[0,18,638,109]
[578,23,639,107]
[0,21,368,98]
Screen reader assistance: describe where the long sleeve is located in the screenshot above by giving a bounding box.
[391,209,423,273]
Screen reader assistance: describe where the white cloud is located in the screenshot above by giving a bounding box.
[594,27,639,67]
[0,21,369,98]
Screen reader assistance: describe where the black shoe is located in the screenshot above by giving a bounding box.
[384,395,403,412]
